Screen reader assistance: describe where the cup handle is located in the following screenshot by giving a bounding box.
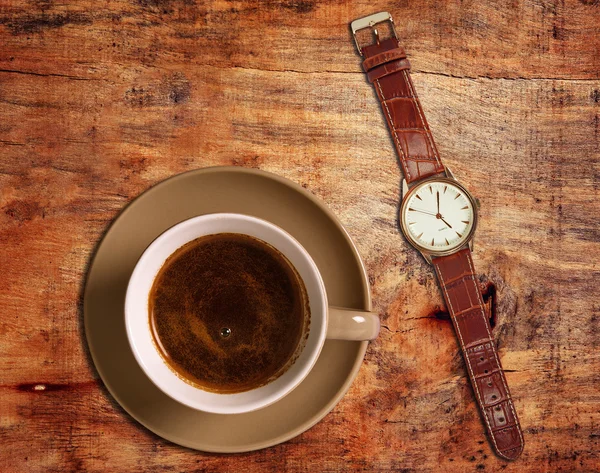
[326,306,380,341]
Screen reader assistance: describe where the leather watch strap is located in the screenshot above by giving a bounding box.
[432,249,524,460]
[361,37,445,183]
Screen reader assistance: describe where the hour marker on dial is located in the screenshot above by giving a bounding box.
[416,195,422,201]
[431,238,434,246]
[443,186,447,194]
[445,238,450,245]
[417,232,423,239]
[429,186,433,194]
[454,193,461,200]
[461,206,469,210]
[462,220,470,224]
[456,231,463,237]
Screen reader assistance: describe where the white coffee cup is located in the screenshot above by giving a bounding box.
[125,213,379,414]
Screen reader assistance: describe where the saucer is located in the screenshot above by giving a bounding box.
[84,167,372,452]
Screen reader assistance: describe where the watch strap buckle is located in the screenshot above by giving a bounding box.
[351,11,398,56]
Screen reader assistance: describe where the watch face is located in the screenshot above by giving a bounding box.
[400,178,477,255]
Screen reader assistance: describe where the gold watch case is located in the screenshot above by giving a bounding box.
[399,172,479,263]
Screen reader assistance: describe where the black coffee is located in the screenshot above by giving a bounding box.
[149,233,310,394]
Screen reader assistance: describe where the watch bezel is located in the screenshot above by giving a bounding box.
[399,176,479,257]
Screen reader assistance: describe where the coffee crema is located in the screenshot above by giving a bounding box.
[148,233,310,394]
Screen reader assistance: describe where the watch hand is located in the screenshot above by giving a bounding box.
[410,208,438,217]
[440,217,453,228]
[437,191,440,214]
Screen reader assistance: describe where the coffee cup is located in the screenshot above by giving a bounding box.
[125,213,379,414]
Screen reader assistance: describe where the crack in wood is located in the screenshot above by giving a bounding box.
[415,69,600,82]
[0,68,103,81]
[381,325,416,334]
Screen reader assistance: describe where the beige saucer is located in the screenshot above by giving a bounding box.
[84,167,372,452]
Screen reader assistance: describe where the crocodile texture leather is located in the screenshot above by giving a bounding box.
[433,249,524,460]
[361,37,445,183]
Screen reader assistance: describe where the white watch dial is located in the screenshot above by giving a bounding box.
[401,180,475,253]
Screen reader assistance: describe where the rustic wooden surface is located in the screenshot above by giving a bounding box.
[1,0,599,471]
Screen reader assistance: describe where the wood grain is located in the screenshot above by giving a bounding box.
[1,0,599,471]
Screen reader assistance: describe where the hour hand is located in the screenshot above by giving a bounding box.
[440,217,452,228]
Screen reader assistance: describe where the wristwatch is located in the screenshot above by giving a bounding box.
[351,12,524,460]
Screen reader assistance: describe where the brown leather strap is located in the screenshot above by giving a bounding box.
[432,249,524,460]
[361,37,445,183]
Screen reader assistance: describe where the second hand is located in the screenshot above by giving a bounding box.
[410,208,438,217]
[410,206,453,228]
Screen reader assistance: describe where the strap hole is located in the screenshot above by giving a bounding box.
[487,382,493,387]
[484,369,489,374]
[499,417,505,423]
[480,356,484,361]
[491,395,497,400]
[495,406,501,412]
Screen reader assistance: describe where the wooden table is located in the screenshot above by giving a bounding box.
[1,1,599,471]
